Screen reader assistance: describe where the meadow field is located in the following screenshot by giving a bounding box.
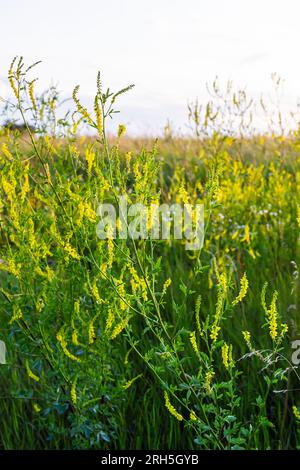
[0,57,299,450]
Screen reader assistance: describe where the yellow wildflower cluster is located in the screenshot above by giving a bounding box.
[118,279,127,311]
[204,370,215,394]
[94,91,103,136]
[210,271,227,342]
[110,317,130,340]
[76,200,96,226]
[221,342,234,369]
[164,391,183,421]
[72,85,94,126]
[162,278,172,297]
[25,360,40,382]
[85,147,96,174]
[1,143,13,161]
[33,403,41,413]
[91,279,101,304]
[122,373,142,390]
[268,291,278,341]
[128,264,148,301]
[88,321,96,344]
[72,329,79,346]
[293,406,300,420]
[0,259,21,278]
[105,308,115,334]
[195,295,202,336]
[71,378,78,405]
[56,326,81,362]
[242,331,253,350]
[261,283,287,342]
[232,273,249,306]
[63,242,80,261]
[189,331,199,356]
[9,305,22,324]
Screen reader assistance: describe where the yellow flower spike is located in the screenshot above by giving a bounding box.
[105,308,115,334]
[110,317,130,340]
[123,373,142,390]
[71,378,78,405]
[107,225,114,268]
[36,297,45,314]
[204,370,215,394]
[9,202,20,231]
[25,360,40,382]
[210,323,221,343]
[45,163,52,185]
[72,329,79,346]
[9,305,23,324]
[125,151,132,171]
[293,406,300,420]
[94,93,103,136]
[190,410,198,422]
[262,283,279,342]
[74,300,80,316]
[261,282,269,316]
[118,124,126,139]
[91,279,101,303]
[242,224,250,245]
[231,229,239,240]
[45,266,54,282]
[268,290,278,341]
[88,321,96,344]
[280,323,288,339]
[209,271,227,343]
[2,177,15,203]
[249,248,256,259]
[221,343,229,369]
[164,391,183,421]
[139,277,148,302]
[147,205,155,232]
[128,264,140,294]
[1,143,13,161]
[56,326,81,362]
[28,79,37,112]
[72,85,94,126]
[0,259,21,279]
[162,278,172,297]
[195,295,202,337]
[232,273,249,306]
[189,331,199,356]
[208,267,213,289]
[63,242,80,261]
[84,202,96,222]
[242,330,253,351]
[85,147,96,174]
[27,218,36,250]
[33,403,41,413]
[76,200,85,226]
[8,57,19,99]
[219,272,228,293]
[118,280,127,311]
[20,165,30,203]
[44,135,57,155]
[124,349,131,365]
[99,262,108,279]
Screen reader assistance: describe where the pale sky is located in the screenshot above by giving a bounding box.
[1,0,300,134]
